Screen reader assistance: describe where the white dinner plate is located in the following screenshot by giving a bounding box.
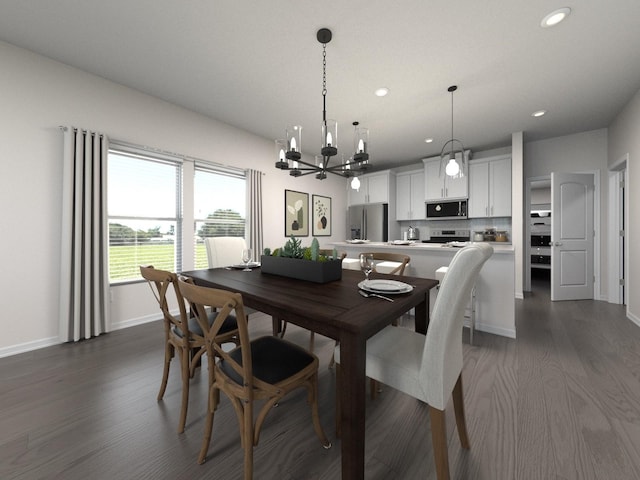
[229,262,261,269]
[389,240,414,245]
[358,279,413,294]
[346,239,370,244]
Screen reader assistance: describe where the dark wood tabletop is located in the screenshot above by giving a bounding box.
[181,267,438,480]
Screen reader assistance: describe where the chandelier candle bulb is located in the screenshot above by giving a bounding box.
[274,139,289,169]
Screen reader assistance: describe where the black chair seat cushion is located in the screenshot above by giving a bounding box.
[219,336,315,386]
[173,311,237,338]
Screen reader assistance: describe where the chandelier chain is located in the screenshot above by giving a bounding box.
[322,43,327,97]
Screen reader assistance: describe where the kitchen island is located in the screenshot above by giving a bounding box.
[332,241,516,338]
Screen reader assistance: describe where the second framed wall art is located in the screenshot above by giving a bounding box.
[312,194,331,236]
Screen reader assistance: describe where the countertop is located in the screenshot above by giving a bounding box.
[333,241,515,254]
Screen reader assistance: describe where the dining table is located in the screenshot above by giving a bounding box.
[181,266,439,480]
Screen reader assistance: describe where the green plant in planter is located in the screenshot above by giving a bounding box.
[264,236,332,262]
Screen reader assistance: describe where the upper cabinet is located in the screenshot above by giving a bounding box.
[468,155,511,218]
[423,152,469,201]
[347,170,394,206]
[396,170,425,220]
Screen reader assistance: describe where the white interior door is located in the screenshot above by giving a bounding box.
[551,172,594,301]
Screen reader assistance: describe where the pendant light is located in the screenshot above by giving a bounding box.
[439,85,467,178]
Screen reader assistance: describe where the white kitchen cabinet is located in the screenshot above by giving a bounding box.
[468,155,511,218]
[423,152,469,201]
[396,170,425,220]
[347,171,393,206]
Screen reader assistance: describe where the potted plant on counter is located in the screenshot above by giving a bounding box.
[261,236,342,283]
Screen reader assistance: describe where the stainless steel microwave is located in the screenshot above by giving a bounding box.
[426,200,467,220]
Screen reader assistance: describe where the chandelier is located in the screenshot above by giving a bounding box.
[439,85,467,178]
[275,28,371,180]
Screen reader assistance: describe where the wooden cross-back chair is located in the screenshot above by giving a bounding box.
[361,251,411,275]
[177,276,331,479]
[140,265,239,434]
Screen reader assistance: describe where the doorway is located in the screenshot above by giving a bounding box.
[525,176,551,292]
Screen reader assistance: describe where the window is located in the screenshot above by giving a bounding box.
[194,165,246,269]
[107,145,247,282]
[108,150,181,283]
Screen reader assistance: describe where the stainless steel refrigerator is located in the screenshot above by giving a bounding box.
[347,203,388,241]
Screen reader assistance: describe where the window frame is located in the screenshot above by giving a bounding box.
[107,142,247,283]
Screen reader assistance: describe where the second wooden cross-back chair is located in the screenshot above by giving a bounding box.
[177,276,331,479]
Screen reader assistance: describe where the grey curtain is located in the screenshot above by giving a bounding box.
[59,126,110,342]
[247,169,263,261]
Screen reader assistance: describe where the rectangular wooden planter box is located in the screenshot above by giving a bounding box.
[260,255,342,284]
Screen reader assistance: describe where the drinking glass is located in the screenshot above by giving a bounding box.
[242,248,253,271]
[359,253,374,284]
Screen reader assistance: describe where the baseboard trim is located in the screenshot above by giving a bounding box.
[628,309,640,328]
[0,313,163,359]
[0,336,60,359]
[476,323,517,339]
[110,313,161,332]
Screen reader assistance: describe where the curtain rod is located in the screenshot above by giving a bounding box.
[59,125,253,175]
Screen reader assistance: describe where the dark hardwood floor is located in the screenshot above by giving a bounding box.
[2,276,639,479]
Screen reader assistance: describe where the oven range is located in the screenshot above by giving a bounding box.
[422,229,470,243]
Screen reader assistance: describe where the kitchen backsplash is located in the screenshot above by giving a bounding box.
[398,217,512,242]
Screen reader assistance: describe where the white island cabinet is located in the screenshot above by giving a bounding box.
[333,241,516,338]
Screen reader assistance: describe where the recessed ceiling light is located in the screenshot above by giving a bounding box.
[532,110,547,117]
[375,87,389,97]
[541,7,571,28]
[425,138,433,143]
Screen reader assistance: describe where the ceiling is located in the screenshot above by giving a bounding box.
[2,0,640,170]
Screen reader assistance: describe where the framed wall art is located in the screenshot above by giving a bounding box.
[312,194,331,236]
[284,189,309,237]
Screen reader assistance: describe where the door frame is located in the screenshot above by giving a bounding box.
[608,154,629,306]
[525,170,600,299]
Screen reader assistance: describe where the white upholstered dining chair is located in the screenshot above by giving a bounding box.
[334,243,493,480]
[205,236,258,318]
[204,236,249,268]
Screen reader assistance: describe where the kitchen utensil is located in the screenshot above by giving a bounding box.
[358,289,394,302]
[408,225,420,240]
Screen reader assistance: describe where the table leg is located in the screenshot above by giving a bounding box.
[271,316,284,336]
[414,294,429,334]
[339,332,366,480]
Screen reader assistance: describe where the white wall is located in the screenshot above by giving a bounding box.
[524,129,609,299]
[608,88,640,324]
[0,41,348,355]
